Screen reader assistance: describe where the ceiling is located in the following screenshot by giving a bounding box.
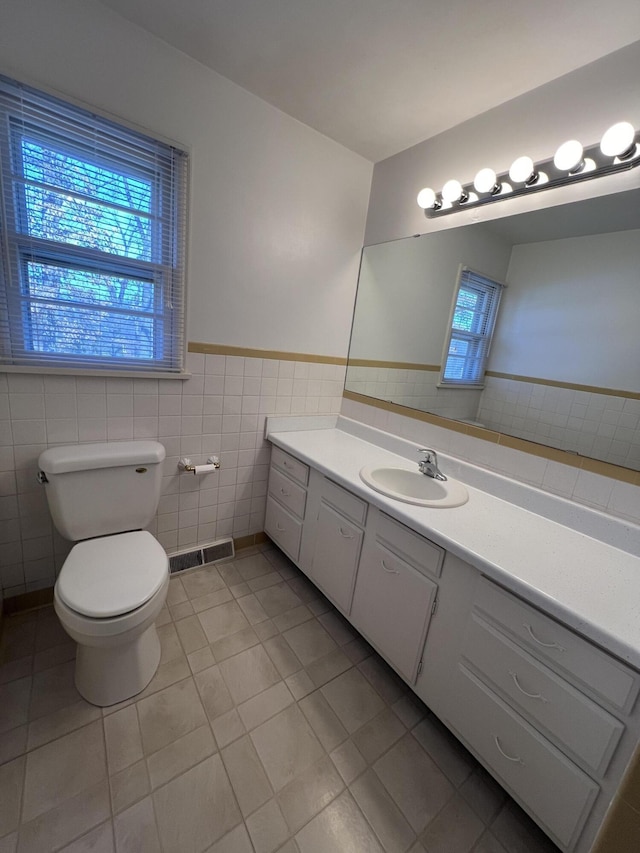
[98,0,640,162]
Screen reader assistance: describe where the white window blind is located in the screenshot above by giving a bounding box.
[0,75,188,374]
[440,267,503,387]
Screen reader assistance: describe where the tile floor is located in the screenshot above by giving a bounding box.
[0,544,561,853]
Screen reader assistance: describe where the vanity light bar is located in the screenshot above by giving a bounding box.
[417,122,640,217]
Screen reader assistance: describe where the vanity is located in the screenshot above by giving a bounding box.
[264,416,640,853]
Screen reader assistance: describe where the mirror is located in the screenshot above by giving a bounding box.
[346,188,640,471]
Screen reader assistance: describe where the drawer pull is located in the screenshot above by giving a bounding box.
[524,623,565,652]
[282,460,293,468]
[276,523,286,532]
[494,736,524,765]
[509,671,549,703]
[339,527,354,539]
[381,560,399,575]
[279,488,290,497]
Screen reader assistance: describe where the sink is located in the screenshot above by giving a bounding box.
[359,465,469,508]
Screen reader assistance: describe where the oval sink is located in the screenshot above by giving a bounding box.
[359,465,469,508]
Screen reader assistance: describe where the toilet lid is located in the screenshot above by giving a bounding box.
[57,531,168,618]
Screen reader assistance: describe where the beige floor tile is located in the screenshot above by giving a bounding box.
[330,740,367,785]
[191,587,234,613]
[459,767,506,825]
[22,719,106,823]
[246,798,289,853]
[58,820,114,852]
[222,734,273,817]
[34,612,68,652]
[28,660,82,721]
[351,768,416,853]
[412,716,476,788]
[250,705,324,792]
[18,780,110,853]
[295,789,384,853]
[182,566,226,599]
[218,645,281,705]
[113,796,161,853]
[187,644,216,674]
[195,664,235,721]
[104,706,143,775]
[277,755,344,833]
[156,623,184,665]
[320,668,385,734]
[285,670,315,701]
[210,626,260,662]
[358,655,407,704]
[137,678,207,755]
[491,802,560,853]
[391,694,428,730]
[0,676,31,734]
[263,635,303,679]
[0,834,17,853]
[211,708,246,749]
[166,576,187,606]
[0,619,36,664]
[230,582,251,599]
[235,554,274,581]
[236,593,270,625]
[206,823,254,853]
[471,831,510,853]
[169,600,195,621]
[0,724,27,766]
[0,755,25,837]
[198,600,251,645]
[0,655,32,686]
[33,642,76,674]
[174,614,209,654]
[273,605,313,633]
[254,620,279,642]
[317,610,358,646]
[343,636,374,664]
[352,707,406,764]
[110,760,150,814]
[247,571,283,592]
[27,699,100,752]
[147,724,216,790]
[153,755,241,853]
[298,691,348,752]
[237,682,293,731]
[287,576,321,603]
[305,648,352,689]
[419,793,484,853]
[373,733,454,834]
[283,620,338,666]
[132,656,191,703]
[255,583,302,618]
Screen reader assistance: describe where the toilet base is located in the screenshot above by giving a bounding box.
[75,622,161,707]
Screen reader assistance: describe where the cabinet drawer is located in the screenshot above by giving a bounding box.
[271,446,309,486]
[448,665,599,850]
[265,497,302,562]
[351,543,437,683]
[376,513,444,579]
[320,477,367,526]
[268,467,307,519]
[476,578,639,713]
[463,614,624,777]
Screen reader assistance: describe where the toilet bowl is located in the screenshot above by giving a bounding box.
[38,441,169,707]
[54,530,169,706]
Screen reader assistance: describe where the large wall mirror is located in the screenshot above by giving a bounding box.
[346,188,640,472]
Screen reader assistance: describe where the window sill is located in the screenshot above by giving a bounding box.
[436,382,485,390]
[0,364,191,380]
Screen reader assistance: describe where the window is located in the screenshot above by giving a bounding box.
[0,76,188,374]
[440,267,503,387]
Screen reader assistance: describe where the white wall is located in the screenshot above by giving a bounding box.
[0,0,372,357]
[364,42,640,246]
[491,229,640,390]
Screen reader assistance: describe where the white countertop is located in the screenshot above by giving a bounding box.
[267,420,640,670]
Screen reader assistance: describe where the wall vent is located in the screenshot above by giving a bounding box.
[169,537,235,575]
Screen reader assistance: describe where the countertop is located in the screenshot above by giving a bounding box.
[267,421,640,670]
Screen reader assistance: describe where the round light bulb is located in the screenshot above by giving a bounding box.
[474,167,499,194]
[442,179,464,203]
[600,121,636,158]
[509,156,535,184]
[554,140,584,172]
[417,187,437,209]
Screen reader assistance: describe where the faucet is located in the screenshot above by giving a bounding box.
[417,448,447,481]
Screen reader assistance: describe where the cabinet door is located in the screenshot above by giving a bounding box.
[308,502,363,615]
[351,543,437,683]
[265,496,303,562]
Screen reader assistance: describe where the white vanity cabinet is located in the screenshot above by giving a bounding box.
[350,512,443,683]
[264,447,309,562]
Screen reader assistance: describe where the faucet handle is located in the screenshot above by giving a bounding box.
[418,447,437,462]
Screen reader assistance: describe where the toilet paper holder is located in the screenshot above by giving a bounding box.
[178,456,221,474]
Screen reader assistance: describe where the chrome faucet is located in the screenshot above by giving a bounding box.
[417,448,447,481]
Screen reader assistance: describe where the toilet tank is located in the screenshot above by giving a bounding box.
[38,441,166,541]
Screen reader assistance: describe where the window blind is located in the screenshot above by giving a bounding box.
[440,267,503,386]
[0,75,188,373]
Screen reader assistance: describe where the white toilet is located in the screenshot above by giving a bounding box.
[38,440,169,707]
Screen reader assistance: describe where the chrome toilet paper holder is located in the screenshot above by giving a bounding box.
[178,456,221,474]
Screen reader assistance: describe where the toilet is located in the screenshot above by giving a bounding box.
[38,440,169,707]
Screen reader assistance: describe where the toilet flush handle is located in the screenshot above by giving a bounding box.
[36,471,48,485]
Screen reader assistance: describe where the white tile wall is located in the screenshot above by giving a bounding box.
[479,377,640,470]
[340,397,640,527]
[0,353,346,598]
[345,366,481,422]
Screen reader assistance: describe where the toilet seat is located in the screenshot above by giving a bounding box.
[57,530,168,618]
